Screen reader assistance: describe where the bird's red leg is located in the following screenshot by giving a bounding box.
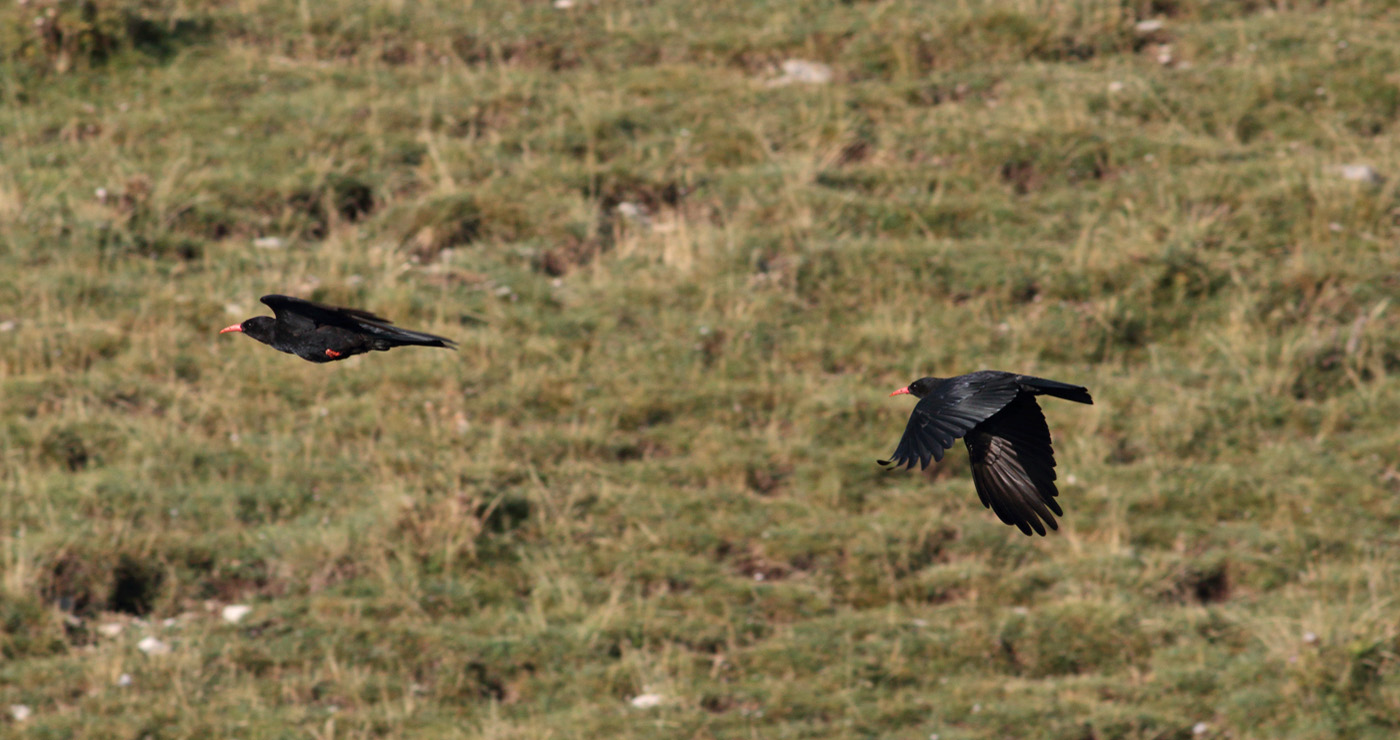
[325,349,342,359]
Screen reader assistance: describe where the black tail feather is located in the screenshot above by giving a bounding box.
[1016,375,1093,405]
[386,329,457,349]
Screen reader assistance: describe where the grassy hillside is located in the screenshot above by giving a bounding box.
[3,0,1399,737]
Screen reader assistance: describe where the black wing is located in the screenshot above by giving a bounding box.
[964,395,1063,536]
[878,378,1020,470]
[261,295,394,332]
[261,295,455,348]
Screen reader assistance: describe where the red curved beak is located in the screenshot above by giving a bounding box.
[889,386,911,397]
[219,324,244,334]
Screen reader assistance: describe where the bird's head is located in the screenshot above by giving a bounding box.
[889,377,937,399]
[220,316,276,343]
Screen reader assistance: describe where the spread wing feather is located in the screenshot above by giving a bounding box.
[964,396,1062,536]
[878,379,1020,470]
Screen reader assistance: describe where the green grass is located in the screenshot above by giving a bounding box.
[3,0,1400,737]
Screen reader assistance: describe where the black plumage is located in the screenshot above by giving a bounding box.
[220,295,457,363]
[879,370,1093,536]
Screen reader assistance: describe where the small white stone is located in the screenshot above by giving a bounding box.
[769,59,833,86]
[9,705,31,722]
[0,320,15,332]
[117,673,133,687]
[630,693,663,709]
[137,636,170,655]
[1107,81,1125,93]
[253,236,285,249]
[95,187,109,202]
[971,703,982,714]
[1192,722,1209,736]
[782,59,832,83]
[553,0,574,7]
[911,618,929,627]
[1303,631,1318,644]
[753,572,765,581]
[1336,164,1384,185]
[615,201,648,221]
[1156,45,1174,66]
[1135,19,1164,34]
[1329,222,1342,233]
[162,618,178,628]
[221,605,253,624]
[97,622,124,637]
[1066,474,1078,485]
[1012,606,1029,615]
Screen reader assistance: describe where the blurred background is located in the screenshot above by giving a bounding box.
[2,1,1398,737]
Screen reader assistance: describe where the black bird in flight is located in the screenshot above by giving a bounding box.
[220,295,457,363]
[879,370,1092,536]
